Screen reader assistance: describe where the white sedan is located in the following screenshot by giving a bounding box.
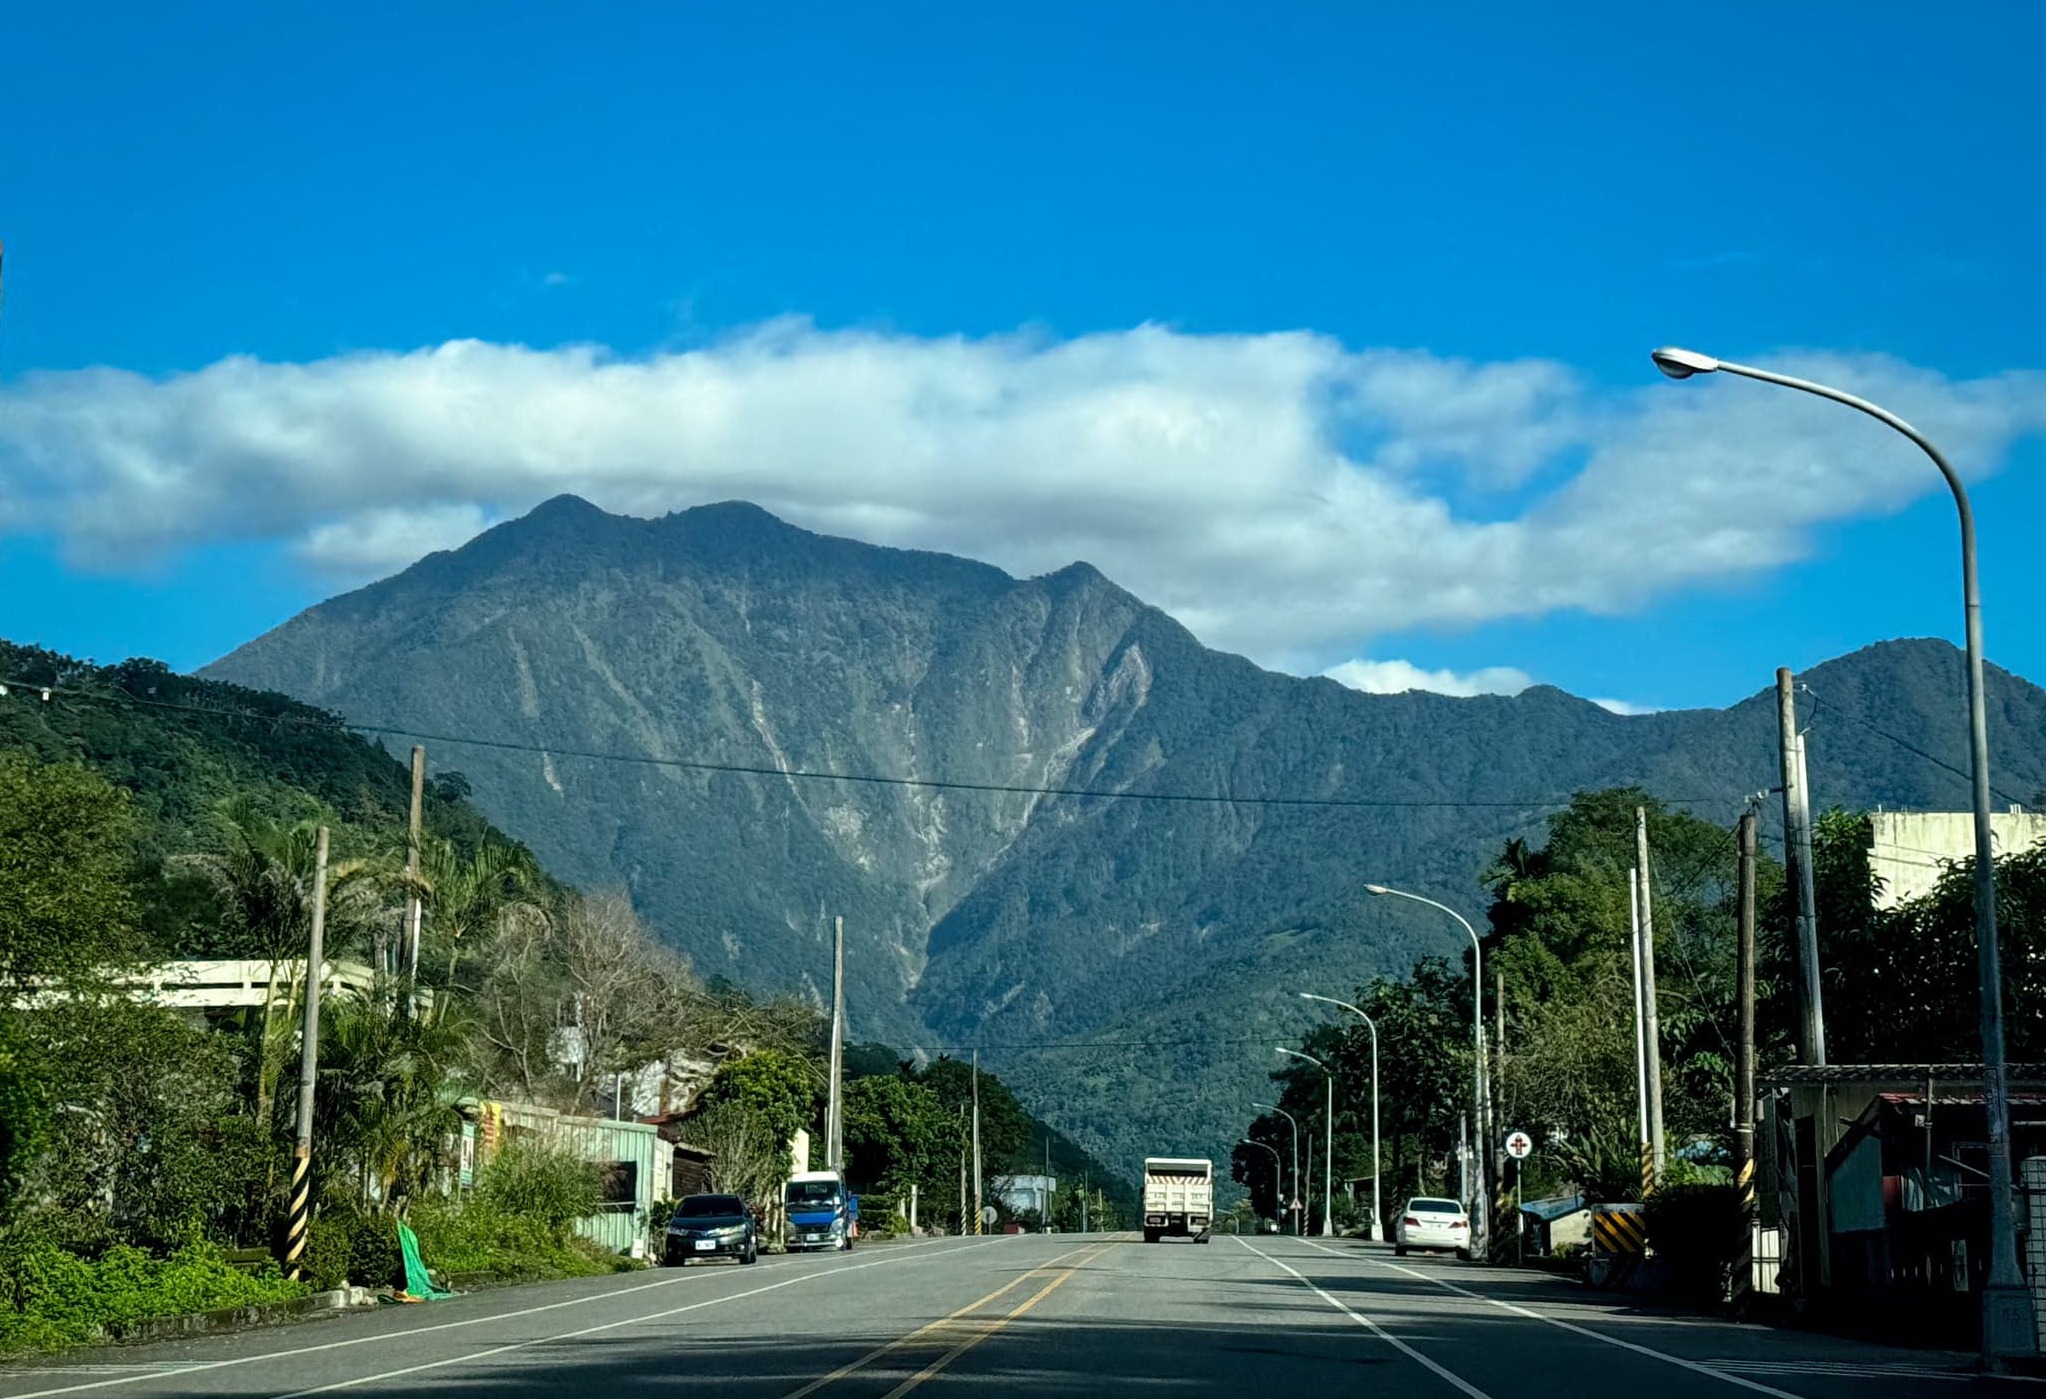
[1394,1197,1471,1259]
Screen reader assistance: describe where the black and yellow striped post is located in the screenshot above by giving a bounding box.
[1730,1157,1757,1307]
[283,826,332,1281]
[1640,1140,1656,1199]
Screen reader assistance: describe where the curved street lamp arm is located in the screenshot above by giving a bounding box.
[1712,359,1968,516]
[1365,885,1481,951]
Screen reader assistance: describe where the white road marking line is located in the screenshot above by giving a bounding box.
[0,1236,1009,1399]
[1298,1239,1806,1399]
[1231,1237,1492,1399]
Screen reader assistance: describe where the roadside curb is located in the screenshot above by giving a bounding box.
[104,1285,378,1344]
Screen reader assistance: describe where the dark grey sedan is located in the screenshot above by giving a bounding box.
[664,1193,760,1265]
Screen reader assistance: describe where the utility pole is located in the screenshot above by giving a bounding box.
[971,1050,983,1234]
[1734,809,1759,1308]
[958,1108,967,1235]
[283,827,331,1281]
[1735,811,1758,1173]
[404,746,425,994]
[1635,810,1666,1181]
[827,916,845,1173]
[1629,870,1650,1181]
[1458,1112,1468,1206]
[1777,669,1826,1064]
[1494,966,1506,1199]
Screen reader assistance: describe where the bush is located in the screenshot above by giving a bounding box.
[472,1144,600,1229]
[1642,1183,1748,1300]
[0,1241,307,1355]
[408,1200,627,1284]
[300,1211,400,1292]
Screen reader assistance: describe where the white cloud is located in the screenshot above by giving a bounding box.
[1325,659,1533,698]
[2,321,2042,673]
[297,503,495,577]
[1591,698,1661,716]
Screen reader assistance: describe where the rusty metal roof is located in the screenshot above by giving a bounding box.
[1761,1063,2046,1085]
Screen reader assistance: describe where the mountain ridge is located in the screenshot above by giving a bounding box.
[202,497,2046,1168]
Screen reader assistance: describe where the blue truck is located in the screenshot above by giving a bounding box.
[784,1170,858,1251]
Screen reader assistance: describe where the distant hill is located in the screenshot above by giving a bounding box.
[203,497,2046,1171]
[0,640,522,947]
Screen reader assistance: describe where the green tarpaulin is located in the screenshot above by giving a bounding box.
[398,1221,453,1299]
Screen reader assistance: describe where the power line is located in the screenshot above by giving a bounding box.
[1800,682,2032,809]
[1,677,1757,814]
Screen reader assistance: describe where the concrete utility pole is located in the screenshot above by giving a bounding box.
[404,746,425,988]
[1734,810,1759,1307]
[1735,812,1758,1174]
[1653,345,2032,1361]
[1629,872,1649,1168]
[1634,812,1666,1181]
[1776,670,1826,1064]
[826,916,845,1173]
[971,1050,983,1234]
[283,827,332,1281]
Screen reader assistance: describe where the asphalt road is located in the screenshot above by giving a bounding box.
[1,1234,2037,1398]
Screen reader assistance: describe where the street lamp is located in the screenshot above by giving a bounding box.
[1651,346,2032,1362]
[1278,1048,1335,1238]
[1238,1138,1282,1230]
[1301,993,1382,1243]
[1365,883,1489,1254]
[1253,1101,1302,1236]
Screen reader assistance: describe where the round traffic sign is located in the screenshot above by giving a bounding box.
[1504,1130,1534,1160]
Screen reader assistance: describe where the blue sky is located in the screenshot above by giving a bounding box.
[2,4,2043,711]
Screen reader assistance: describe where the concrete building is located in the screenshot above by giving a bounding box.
[1869,808,2046,908]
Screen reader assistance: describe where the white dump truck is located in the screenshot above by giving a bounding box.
[1141,1157,1213,1243]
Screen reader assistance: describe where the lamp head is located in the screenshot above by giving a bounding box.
[1651,346,1720,380]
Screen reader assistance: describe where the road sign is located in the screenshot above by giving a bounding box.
[1504,1130,1533,1160]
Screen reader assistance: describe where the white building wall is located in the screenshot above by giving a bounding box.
[1869,809,2046,909]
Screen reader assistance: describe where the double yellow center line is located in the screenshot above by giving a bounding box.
[783,1236,1125,1398]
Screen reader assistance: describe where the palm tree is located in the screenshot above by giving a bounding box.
[183,813,389,1129]
[410,838,543,1019]
[314,990,470,1212]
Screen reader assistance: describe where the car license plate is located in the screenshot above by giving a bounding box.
[694,1239,716,1251]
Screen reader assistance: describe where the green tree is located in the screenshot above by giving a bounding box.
[415,837,542,1011]
[183,815,389,1131]
[842,1075,961,1201]
[14,999,280,1251]
[698,1049,820,1151]
[1819,817,2046,1062]
[913,1058,1030,1172]
[314,992,468,1213]
[0,751,144,988]
[0,1013,48,1217]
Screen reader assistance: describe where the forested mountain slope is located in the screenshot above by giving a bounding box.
[202,498,2046,1169]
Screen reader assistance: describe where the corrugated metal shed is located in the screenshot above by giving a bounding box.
[479,1101,673,1257]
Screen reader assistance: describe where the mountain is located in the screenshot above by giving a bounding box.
[202,497,2046,1171]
